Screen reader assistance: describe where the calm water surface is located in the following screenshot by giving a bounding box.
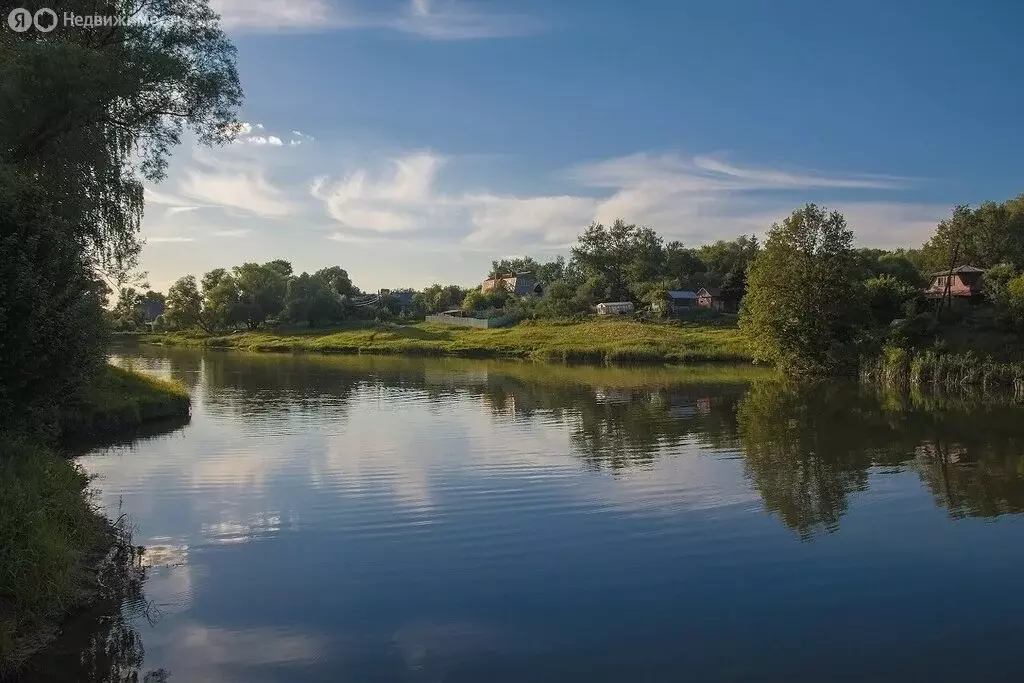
[32,345,1024,681]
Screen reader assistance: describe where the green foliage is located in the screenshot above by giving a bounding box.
[919,197,1024,273]
[232,261,290,329]
[740,204,866,376]
[461,285,508,313]
[664,241,708,290]
[862,347,1024,395]
[855,248,925,288]
[314,266,355,296]
[1004,275,1024,325]
[696,235,759,296]
[489,256,565,284]
[571,219,666,301]
[0,0,241,427]
[983,263,1016,308]
[413,284,468,314]
[864,274,920,324]
[0,0,243,278]
[0,0,238,670]
[165,275,203,330]
[200,268,241,332]
[0,174,108,436]
[284,272,344,327]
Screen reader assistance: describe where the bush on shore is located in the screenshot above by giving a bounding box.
[861,345,1024,397]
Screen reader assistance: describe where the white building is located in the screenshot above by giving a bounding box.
[595,301,635,315]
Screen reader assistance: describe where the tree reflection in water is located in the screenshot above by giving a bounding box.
[16,531,168,683]
[183,350,1024,538]
[737,381,1024,537]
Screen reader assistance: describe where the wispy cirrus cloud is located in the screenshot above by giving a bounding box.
[211,229,252,238]
[179,167,295,218]
[210,0,544,39]
[309,150,935,251]
[146,236,197,243]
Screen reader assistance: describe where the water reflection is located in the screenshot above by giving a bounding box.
[112,346,1024,536]
[76,347,1024,682]
[17,542,169,683]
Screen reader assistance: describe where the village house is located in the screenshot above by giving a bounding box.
[481,271,543,297]
[696,287,740,313]
[925,265,985,301]
[652,290,698,315]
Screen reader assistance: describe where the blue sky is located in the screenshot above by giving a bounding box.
[141,0,1024,293]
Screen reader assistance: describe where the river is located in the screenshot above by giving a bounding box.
[24,344,1024,682]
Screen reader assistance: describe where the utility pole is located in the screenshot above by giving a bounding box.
[936,242,960,321]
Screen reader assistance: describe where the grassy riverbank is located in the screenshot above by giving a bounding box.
[61,365,190,440]
[0,366,190,672]
[142,318,755,364]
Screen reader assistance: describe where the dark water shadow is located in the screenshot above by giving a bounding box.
[63,414,192,457]
[11,526,169,683]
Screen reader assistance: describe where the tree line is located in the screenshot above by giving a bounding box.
[133,189,1024,382]
[137,223,766,331]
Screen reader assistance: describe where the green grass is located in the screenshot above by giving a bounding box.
[1,365,190,671]
[862,346,1024,397]
[61,365,191,439]
[0,437,108,672]
[142,318,756,365]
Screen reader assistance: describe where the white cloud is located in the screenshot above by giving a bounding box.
[308,150,939,251]
[144,187,196,207]
[180,167,295,218]
[210,0,333,30]
[289,130,316,146]
[312,152,444,232]
[691,156,909,190]
[464,194,595,246]
[244,135,283,146]
[146,236,197,243]
[166,206,203,216]
[391,0,542,39]
[230,122,288,147]
[210,0,543,39]
[212,229,252,238]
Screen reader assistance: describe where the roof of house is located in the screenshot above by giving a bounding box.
[667,290,698,300]
[697,287,741,298]
[930,265,985,277]
[483,271,539,297]
[597,301,634,307]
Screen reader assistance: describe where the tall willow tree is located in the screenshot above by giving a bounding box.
[740,204,866,377]
[0,0,242,433]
